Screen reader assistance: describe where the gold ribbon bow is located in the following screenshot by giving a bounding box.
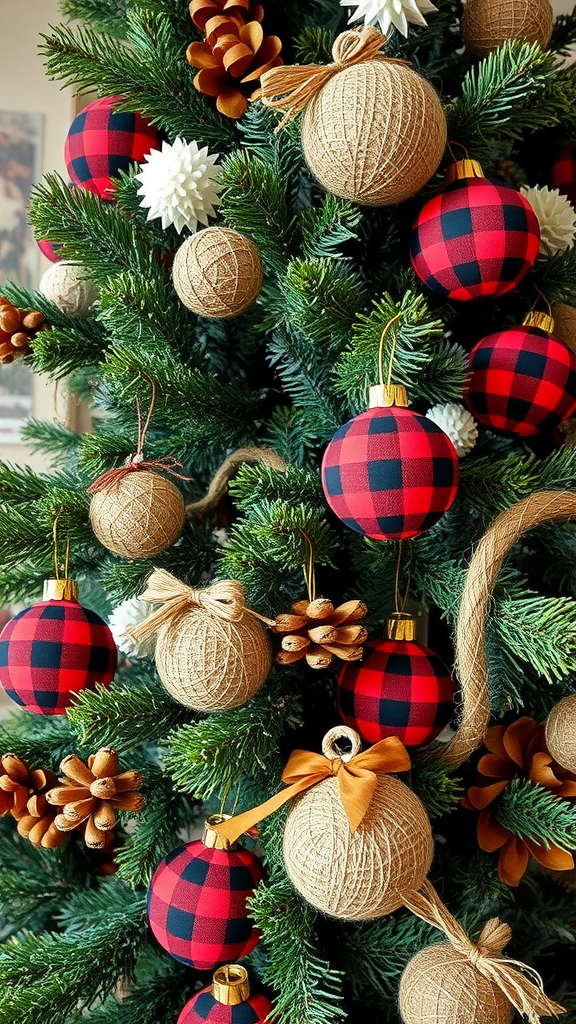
[259,26,408,128]
[214,735,411,844]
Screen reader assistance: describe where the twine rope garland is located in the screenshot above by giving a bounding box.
[185,447,288,521]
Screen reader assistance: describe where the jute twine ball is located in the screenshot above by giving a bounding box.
[301,60,447,207]
[461,0,553,59]
[154,605,272,711]
[172,227,263,319]
[89,470,185,559]
[40,261,98,318]
[399,943,514,1024]
[545,694,576,774]
[282,728,433,919]
[552,303,576,356]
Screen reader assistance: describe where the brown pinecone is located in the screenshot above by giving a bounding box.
[0,753,65,848]
[0,298,45,363]
[273,597,368,669]
[47,747,144,850]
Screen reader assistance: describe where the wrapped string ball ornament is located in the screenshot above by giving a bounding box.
[410,158,540,301]
[461,0,553,60]
[147,815,266,969]
[260,27,447,207]
[545,694,576,774]
[125,570,273,712]
[177,964,273,1024]
[172,227,263,319]
[40,262,98,318]
[465,310,576,436]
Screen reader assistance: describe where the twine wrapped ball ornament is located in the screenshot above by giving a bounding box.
[260,27,447,207]
[173,227,263,319]
[40,262,98,318]
[461,0,553,60]
[545,694,576,774]
[89,462,185,560]
[125,570,273,712]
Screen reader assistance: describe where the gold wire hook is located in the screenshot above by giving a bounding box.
[446,139,470,162]
[378,312,404,389]
[534,285,552,318]
[135,375,157,456]
[298,529,316,604]
[394,540,411,616]
[52,512,71,581]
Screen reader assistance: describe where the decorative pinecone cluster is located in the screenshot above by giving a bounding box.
[0,752,64,849]
[0,299,45,364]
[187,0,283,119]
[274,598,368,669]
[47,747,144,850]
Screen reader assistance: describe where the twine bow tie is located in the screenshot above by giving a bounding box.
[214,736,411,844]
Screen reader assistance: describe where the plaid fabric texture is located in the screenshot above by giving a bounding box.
[466,325,576,436]
[178,987,273,1024]
[0,599,117,715]
[551,146,576,205]
[147,841,266,970]
[37,240,62,263]
[410,177,540,301]
[65,95,160,200]
[338,639,455,748]
[321,406,459,541]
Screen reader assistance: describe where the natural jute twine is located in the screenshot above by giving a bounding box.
[125,570,273,712]
[399,881,564,1023]
[185,447,288,521]
[89,470,185,559]
[39,262,98,318]
[461,0,553,59]
[552,303,576,356]
[545,694,576,774]
[172,227,263,319]
[428,490,576,769]
[260,27,447,207]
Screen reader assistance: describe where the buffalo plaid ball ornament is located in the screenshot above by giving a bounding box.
[410,158,540,301]
[338,612,455,747]
[321,384,459,541]
[0,578,117,715]
[147,815,266,970]
[177,964,273,1024]
[465,311,576,436]
[551,145,576,206]
[65,95,161,200]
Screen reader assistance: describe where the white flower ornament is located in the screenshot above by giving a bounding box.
[341,0,438,37]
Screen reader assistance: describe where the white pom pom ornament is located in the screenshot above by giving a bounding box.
[109,597,156,659]
[135,138,221,234]
[342,0,438,36]
[520,184,576,257]
[426,402,478,458]
[40,262,98,317]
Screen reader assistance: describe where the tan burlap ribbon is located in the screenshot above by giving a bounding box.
[427,490,576,769]
[402,880,565,1022]
[259,26,408,128]
[185,446,288,521]
[124,569,275,645]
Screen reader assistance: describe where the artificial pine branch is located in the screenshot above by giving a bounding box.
[67,674,189,752]
[493,778,576,852]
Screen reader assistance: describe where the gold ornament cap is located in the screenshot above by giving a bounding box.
[212,965,251,1005]
[43,579,79,601]
[523,311,555,334]
[386,612,416,642]
[203,814,238,851]
[369,384,409,409]
[444,159,484,184]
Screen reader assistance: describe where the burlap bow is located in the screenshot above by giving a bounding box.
[259,26,408,128]
[214,735,411,843]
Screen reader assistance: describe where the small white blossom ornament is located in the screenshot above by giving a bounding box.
[520,185,576,257]
[135,138,221,234]
[426,403,478,458]
[341,0,438,37]
[109,597,156,659]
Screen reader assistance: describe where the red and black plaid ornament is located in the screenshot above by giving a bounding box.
[177,964,272,1024]
[551,145,576,206]
[0,579,117,715]
[465,312,576,437]
[321,385,459,541]
[410,159,540,302]
[147,816,266,970]
[338,613,455,748]
[65,96,161,200]
[37,240,62,263]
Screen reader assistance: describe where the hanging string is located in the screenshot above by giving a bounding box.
[393,540,411,616]
[446,139,470,162]
[298,529,316,603]
[135,375,157,458]
[52,513,70,581]
[533,286,553,319]
[378,312,404,388]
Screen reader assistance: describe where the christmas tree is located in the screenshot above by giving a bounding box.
[2,1,576,1022]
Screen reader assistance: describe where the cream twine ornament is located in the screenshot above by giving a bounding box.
[90,469,185,559]
[125,570,273,712]
[461,0,553,60]
[545,694,576,774]
[40,262,98,318]
[260,27,447,207]
[172,227,263,319]
[552,303,576,356]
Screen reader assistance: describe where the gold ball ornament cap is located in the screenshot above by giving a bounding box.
[444,159,484,184]
[369,384,409,409]
[523,311,555,334]
[43,578,79,601]
[386,613,416,642]
[202,814,239,851]
[212,965,251,1005]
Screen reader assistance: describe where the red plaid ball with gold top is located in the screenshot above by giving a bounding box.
[0,598,117,715]
[178,986,272,1024]
[321,406,459,541]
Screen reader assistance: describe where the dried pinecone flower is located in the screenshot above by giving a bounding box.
[0,753,65,849]
[47,747,144,850]
[274,598,368,670]
[0,298,45,363]
[190,0,264,31]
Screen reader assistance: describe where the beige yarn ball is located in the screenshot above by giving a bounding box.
[545,694,576,774]
[39,261,98,318]
[461,0,553,60]
[89,470,185,559]
[282,730,433,919]
[301,60,447,207]
[154,605,272,711]
[399,943,514,1024]
[172,227,263,319]
[552,303,576,356]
